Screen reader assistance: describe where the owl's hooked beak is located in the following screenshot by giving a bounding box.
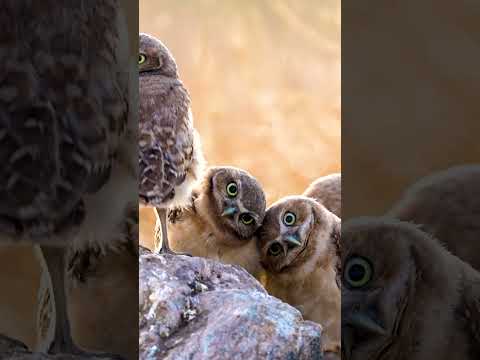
[342,311,387,360]
[222,206,238,217]
[345,312,386,336]
[284,234,302,247]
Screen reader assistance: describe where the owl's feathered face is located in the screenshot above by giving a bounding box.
[341,217,454,360]
[257,196,339,273]
[198,166,266,241]
[138,33,177,78]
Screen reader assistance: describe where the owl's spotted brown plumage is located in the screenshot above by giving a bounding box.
[257,196,341,355]
[139,33,204,255]
[341,217,480,360]
[0,1,132,358]
[0,2,128,242]
[159,166,266,276]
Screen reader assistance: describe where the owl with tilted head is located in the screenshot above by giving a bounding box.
[257,195,341,355]
[159,166,266,277]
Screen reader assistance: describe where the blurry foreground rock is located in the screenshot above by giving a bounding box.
[0,334,121,359]
[139,247,324,360]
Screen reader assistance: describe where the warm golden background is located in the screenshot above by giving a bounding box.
[139,0,341,248]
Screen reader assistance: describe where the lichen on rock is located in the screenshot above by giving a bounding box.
[139,247,324,360]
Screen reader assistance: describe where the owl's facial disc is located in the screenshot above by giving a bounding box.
[210,169,265,240]
[262,210,315,272]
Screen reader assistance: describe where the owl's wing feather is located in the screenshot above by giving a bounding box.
[139,80,195,206]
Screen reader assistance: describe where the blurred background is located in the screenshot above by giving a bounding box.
[139,0,341,248]
[343,0,480,219]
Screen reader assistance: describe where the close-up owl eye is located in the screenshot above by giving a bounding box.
[139,53,146,64]
[344,256,373,288]
[226,182,238,197]
[240,213,254,225]
[283,211,296,226]
[268,242,284,257]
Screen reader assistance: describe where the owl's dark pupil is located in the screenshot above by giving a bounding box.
[348,264,366,282]
[269,243,282,256]
[227,183,237,196]
[241,214,253,223]
[284,213,295,225]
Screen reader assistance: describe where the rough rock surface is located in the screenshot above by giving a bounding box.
[139,246,324,360]
[0,334,123,359]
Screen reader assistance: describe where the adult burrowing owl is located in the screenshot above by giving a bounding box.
[139,33,204,255]
[388,165,480,270]
[0,1,132,357]
[303,173,341,217]
[159,166,266,276]
[257,196,341,354]
[341,217,480,360]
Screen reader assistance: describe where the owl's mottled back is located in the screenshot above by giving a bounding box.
[304,173,341,217]
[138,33,203,209]
[0,1,128,242]
[389,165,480,270]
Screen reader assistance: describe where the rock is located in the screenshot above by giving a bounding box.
[139,247,324,360]
[0,334,124,359]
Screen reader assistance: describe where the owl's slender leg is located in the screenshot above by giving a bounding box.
[154,207,190,256]
[41,246,124,359]
[41,246,76,354]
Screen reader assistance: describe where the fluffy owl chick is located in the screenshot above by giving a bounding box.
[341,217,480,360]
[139,33,205,255]
[257,196,341,354]
[303,173,341,217]
[0,1,131,357]
[157,166,266,277]
[388,164,480,270]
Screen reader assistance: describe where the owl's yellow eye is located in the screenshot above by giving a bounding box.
[139,54,146,65]
[268,242,283,257]
[344,256,373,288]
[226,182,238,197]
[283,212,296,226]
[240,213,254,225]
